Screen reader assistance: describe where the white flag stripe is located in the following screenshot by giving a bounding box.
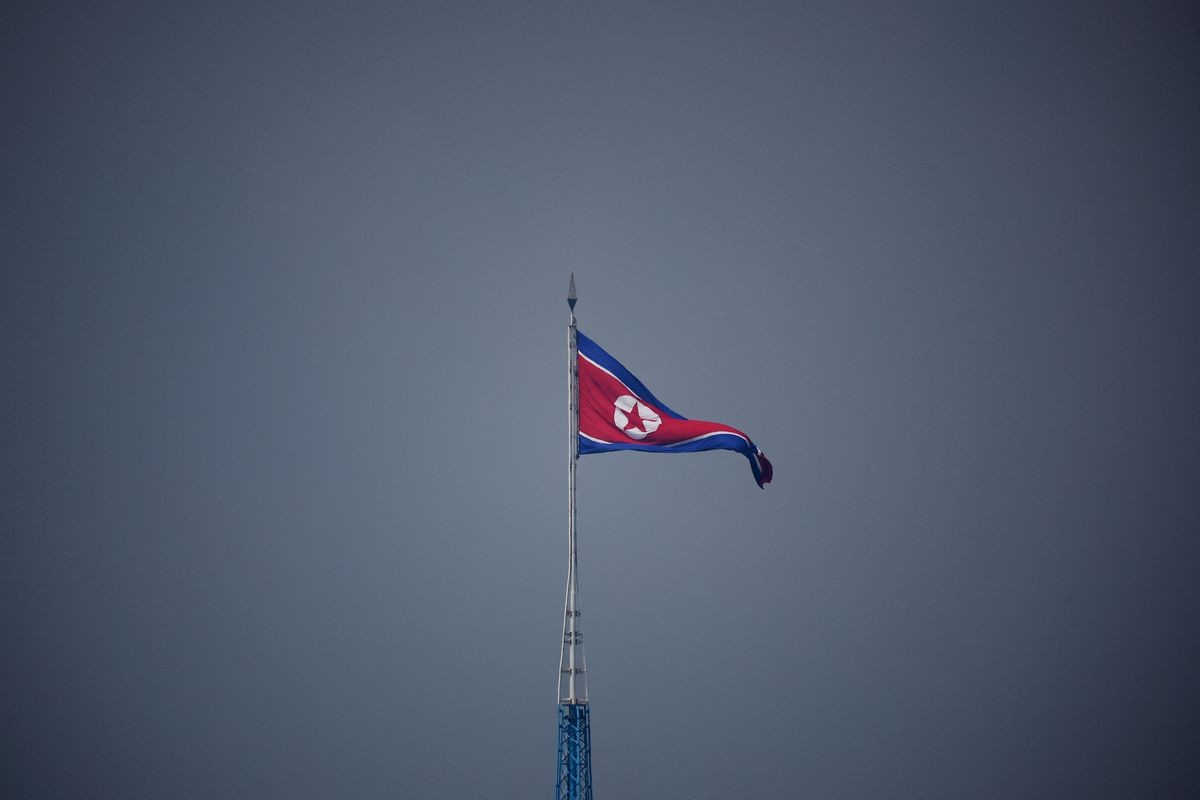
[580,432,613,445]
[579,430,748,449]
[659,430,750,448]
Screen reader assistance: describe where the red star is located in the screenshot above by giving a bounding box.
[622,401,643,435]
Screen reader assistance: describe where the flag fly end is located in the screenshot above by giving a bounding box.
[753,449,773,488]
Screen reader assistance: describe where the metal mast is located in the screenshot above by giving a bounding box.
[556,273,593,800]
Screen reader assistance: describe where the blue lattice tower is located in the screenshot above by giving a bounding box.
[556,702,592,800]
[556,275,593,800]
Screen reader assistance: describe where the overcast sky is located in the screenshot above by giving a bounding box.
[3,2,1198,798]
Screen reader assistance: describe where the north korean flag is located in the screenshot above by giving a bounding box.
[576,331,773,488]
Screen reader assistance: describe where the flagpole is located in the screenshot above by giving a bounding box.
[555,274,593,800]
[567,275,577,702]
[559,273,586,704]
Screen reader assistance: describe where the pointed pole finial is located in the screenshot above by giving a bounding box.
[567,273,577,312]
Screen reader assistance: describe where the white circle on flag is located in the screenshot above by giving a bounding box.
[613,395,661,440]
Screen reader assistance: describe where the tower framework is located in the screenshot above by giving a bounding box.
[556,275,593,800]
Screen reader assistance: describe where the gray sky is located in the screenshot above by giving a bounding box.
[3,2,1198,797]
